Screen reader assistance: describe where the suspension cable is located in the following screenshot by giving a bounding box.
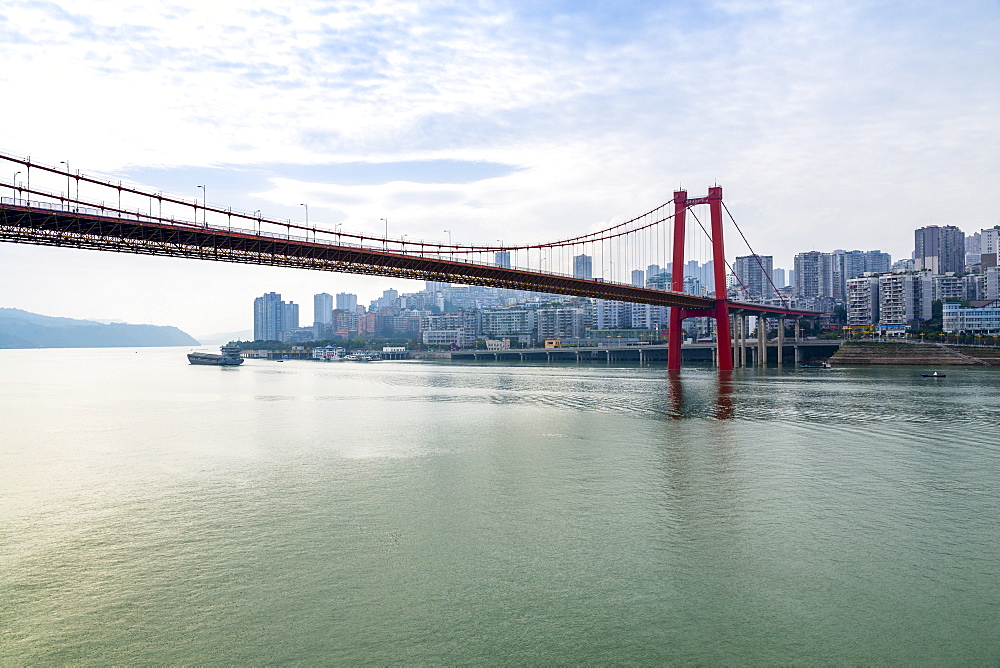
[722,201,788,308]
[687,207,749,300]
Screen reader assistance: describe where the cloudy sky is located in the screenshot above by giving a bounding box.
[1,0,998,338]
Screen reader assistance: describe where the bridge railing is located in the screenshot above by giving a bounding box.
[2,194,692,290]
[2,197,151,222]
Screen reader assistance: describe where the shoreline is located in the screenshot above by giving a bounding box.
[830,340,1000,366]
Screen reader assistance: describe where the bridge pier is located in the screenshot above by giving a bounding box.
[757,317,766,367]
[777,317,785,368]
[794,319,802,365]
[739,315,748,368]
[732,315,739,368]
[743,317,750,367]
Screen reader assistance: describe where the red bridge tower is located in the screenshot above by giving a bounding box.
[667,187,733,371]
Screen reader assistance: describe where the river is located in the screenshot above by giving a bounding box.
[1,347,997,663]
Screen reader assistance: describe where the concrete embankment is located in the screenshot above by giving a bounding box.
[829,341,1000,366]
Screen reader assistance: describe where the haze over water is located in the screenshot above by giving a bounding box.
[2,348,998,664]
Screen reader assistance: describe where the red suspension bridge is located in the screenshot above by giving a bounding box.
[0,152,822,370]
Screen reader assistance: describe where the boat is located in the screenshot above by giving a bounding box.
[920,372,946,378]
[344,353,380,362]
[801,361,832,369]
[187,344,244,366]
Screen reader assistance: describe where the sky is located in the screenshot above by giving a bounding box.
[1,0,998,338]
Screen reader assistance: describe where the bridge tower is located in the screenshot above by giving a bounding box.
[667,187,733,371]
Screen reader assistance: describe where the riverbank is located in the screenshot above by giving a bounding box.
[829,340,1000,366]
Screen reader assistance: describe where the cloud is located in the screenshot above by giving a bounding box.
[1,0,999,333]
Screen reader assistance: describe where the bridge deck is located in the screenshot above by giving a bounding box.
[0,203,821,317]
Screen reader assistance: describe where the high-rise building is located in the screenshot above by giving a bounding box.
[986,267,1000,300]
[794,251,835,301]
[370,289,400,312]
[879,272,932,331]
[966,231,983,266]
[332,309,359,337]
[254,292,286,341]
[537,306,591,339]
[283,302,299,331]
[573,254,593,279]
[595,300,629,329]
[631,303,665,328]
[646,272,671,290]
[933,274,966,302]
[914,225,965,274]
[847,276,880,326]
[336,292,358,312]
[830,250,848,302]
[833,249,890,299]
[978,226,1000,268]
[772,268,786,288]
[313,293,334,338]
[314,293,333,327]
[863,250,891,274]
[967,232,983,255]
[683,276,702,296]
[425,280,450,293]
[495,251,511,268]
[631,269,645,287]
[646,264,662,280]
[891,258,915,273]
[840,250,866,280]
[733,254,774,302]
[481,308,536,338]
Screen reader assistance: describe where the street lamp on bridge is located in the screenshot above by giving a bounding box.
[13,171,20,201]
[60,161,70,211]
[380,217,388,250]
[196,185,206,226]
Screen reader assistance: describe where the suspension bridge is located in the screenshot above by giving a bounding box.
[0,152,823,370]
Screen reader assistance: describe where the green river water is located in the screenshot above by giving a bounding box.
[2,348,998,664]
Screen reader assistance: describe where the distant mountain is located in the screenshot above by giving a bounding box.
[0,308,200,348]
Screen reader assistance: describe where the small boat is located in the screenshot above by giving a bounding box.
[920,372,946,378]
[801,361,832,369]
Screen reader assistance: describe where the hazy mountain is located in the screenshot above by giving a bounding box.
[0,308,200,348]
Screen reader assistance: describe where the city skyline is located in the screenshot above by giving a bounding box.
[1,1,998,335]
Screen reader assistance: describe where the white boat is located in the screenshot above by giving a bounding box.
[344,353,379,362]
